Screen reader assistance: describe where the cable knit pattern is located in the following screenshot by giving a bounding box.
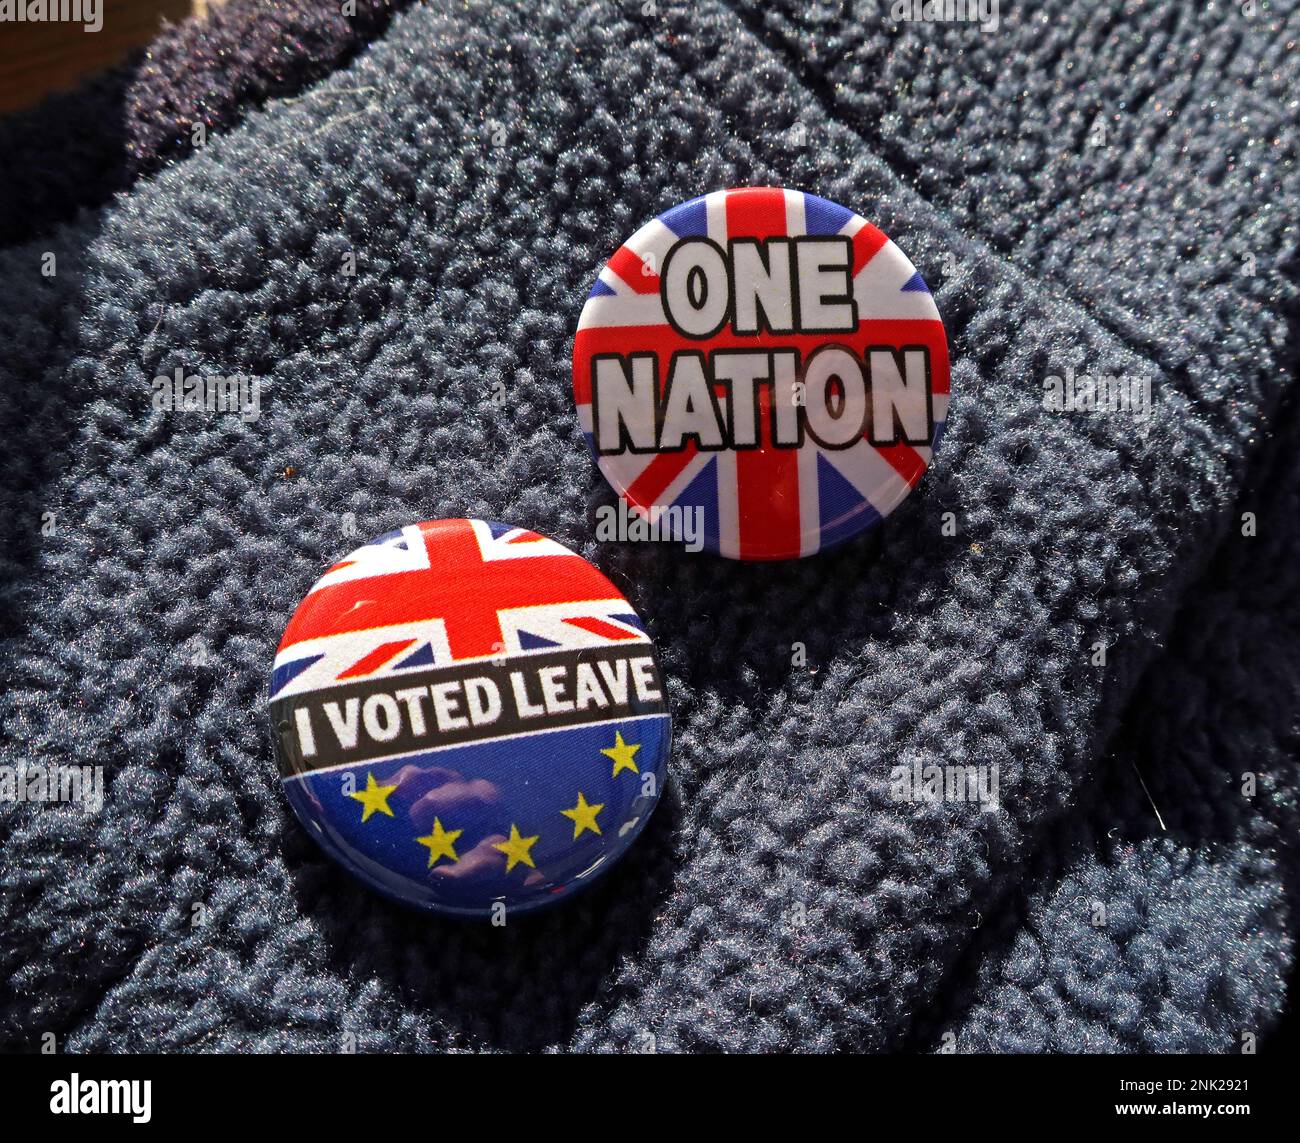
[0,0,1296,1052]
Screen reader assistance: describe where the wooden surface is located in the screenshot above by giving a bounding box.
[0,0,207,115]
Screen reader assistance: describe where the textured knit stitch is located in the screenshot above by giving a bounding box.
[0,0,1297,1052]
[914,389,1300,1053]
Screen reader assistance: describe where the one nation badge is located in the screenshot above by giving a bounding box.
[573,187,951,560]
[268,519,671,919]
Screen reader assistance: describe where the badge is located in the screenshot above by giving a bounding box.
[573,187,950,559]
[268,520,671,918]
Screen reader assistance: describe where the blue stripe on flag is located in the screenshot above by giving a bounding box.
[395,644,437,670]
[269,653,323,697]
[589,279,616,297]
[803,193,855,236]
[817,453,882,550]
[672,456,719,546]
[518,630,560,650]
[660,195,709,238]
[901,271,930,293]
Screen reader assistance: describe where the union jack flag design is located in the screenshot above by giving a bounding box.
[573,187,951,560]
[270,518,649,701]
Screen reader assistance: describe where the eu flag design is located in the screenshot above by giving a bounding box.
[573,187,951,560]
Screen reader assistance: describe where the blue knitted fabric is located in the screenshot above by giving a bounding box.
[1,0,1297,1052]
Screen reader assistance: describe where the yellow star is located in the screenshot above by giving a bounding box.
[601,730,641,777]
[348,771,398,822]
[493,824,539,872]
[560,791,604,839]
[416,818,463,866]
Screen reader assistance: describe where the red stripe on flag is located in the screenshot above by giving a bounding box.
[562,616,640,640]
[625,443,699,508]
[737,386,801,559]
[281,520,624,661]
[874,443,928,488]
[606,244,660,295]
[726,186,788,239]
[337,639,417,679]
[851,223,889,277]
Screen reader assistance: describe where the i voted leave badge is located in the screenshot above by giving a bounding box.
[573,187,951,560]
[268,520,671,919]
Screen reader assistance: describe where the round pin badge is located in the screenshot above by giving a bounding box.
[268,519,671,918]
[573,187,950,560]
